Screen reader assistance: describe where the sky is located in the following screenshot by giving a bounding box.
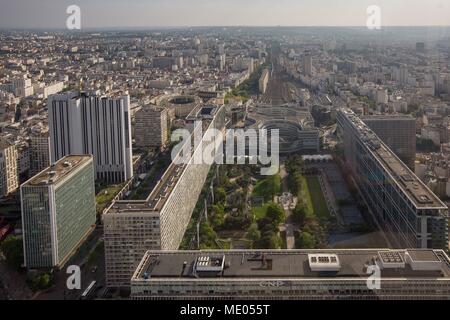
[1,0,450,29]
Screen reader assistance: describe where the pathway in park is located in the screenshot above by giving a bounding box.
[279,165,296,250]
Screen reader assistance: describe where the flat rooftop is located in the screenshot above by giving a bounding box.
[362,114,415,121]
[408,249,441,262]
[109,162,186,213]
[341,109,447,210]
[25,155,92,186]
[132,249,450,281]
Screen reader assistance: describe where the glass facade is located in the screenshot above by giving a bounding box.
[21,157,96,269]
[337,110,448,249]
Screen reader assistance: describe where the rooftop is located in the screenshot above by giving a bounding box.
[132,249,450,281]
[25,155,92,186]
[362,114,415,121]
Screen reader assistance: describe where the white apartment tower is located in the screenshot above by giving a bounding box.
[0,138,19,197]
[48,92,133,183]
[12,75,34,98]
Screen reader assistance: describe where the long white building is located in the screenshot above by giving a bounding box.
[103,105,225,287]
[131,249,450,300]
[48,91,133,183]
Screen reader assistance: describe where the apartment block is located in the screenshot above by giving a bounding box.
[103,105,225,287]
[0,138,19,197]
[134,105,168,149]
[48,91,133,183]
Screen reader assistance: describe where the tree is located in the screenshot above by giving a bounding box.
[211,204,225,228]
[223,214,252,230]
[258,231,282,249]
[266,202,285,225]
[266,175,281,201]
[254,175,281,202]
[257,217,277,232]
[199,221,217,247]
[0,236,24,270]
[293,203,308,227]
[214,187,227,205]
[29,273,51,292]
[247,223,261,242]
[296,232,316,249]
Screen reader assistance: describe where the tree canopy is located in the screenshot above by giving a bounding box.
[0,236,24,270]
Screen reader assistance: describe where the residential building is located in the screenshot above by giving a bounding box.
[48,91,133,183]
[0,138,18,197]
[29,127,50,176]
[135,105,168,149]
[103,105,225,287]
[259,69,269,94]
[303,54,313,76]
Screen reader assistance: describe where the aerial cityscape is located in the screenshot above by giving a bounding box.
[0,0,450,306]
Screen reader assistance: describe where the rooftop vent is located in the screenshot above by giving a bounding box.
[308,254,341,272]
[405,250,442,271]
[377,250,405,269]
[194,255,225,273]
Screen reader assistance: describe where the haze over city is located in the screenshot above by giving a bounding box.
[1,0,450,29]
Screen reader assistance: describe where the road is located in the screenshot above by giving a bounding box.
[35,228,106,300]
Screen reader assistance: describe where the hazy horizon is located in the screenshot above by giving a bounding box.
[1,0,450,29]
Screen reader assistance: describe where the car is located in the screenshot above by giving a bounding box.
[91,266,98,273]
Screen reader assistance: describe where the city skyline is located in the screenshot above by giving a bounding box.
[1,1,450,302]
[1,0,450,29]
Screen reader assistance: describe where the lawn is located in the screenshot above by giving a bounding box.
[304,176,330,219]
[252,204,271,220]
[96,184,125,214]
[252,174,281,202]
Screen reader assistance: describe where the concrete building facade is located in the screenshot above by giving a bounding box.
[103,105,226,287]
[48,92,133,183]
[135,105,168,149]
[0,138,19,197]
[29,127,50,177]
